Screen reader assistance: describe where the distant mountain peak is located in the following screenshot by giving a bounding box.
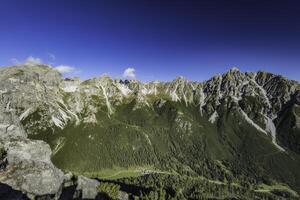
[229,66,240,72]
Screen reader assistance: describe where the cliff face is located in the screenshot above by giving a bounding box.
[0,64,300,199]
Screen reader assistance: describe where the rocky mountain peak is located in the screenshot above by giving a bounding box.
[229,66,240,72]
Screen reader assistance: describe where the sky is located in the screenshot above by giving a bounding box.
[0,0,300,82]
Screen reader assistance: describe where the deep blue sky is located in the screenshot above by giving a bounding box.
[0,0,300,81]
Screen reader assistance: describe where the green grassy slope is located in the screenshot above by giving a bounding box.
[27,99,300,197]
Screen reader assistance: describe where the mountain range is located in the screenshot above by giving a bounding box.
[0,64,300,200]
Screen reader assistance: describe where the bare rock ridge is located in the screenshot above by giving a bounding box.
[7,64,297,151]
[0,64,300,199]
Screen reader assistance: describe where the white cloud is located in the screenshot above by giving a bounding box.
[9,55,80,76]
[123,67,136,79]
[54,65,75,74]
[25,56,43,65]
[9,56,42,66]
[48,53,56,60]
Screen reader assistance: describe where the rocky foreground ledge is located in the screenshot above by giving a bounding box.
[0,139,64,199]
[0,139,127,199]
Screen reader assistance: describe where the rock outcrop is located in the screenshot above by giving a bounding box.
[0,140,64,199]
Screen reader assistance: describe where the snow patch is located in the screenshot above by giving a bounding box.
[209,111,218,123]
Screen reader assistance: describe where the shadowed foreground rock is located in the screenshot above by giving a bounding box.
[0,139,64,199]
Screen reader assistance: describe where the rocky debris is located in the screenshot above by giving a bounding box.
[74,176,100,199]
[0,139,64,199]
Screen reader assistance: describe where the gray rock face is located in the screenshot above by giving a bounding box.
[75,176,100,199]
[0,139,64,199]
[1,64,299,136]
[0,64,300,198]
[0,103,27,141]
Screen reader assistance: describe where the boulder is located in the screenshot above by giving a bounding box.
[75,176,100,199]
[0,139,64,199]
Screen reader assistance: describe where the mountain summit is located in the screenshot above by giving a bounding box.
[0,64,300,199]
